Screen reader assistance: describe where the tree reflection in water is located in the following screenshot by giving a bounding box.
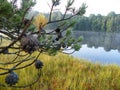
[73,31,120,52]
[72,31,120,65]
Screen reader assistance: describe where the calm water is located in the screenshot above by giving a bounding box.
[72,31,120,65]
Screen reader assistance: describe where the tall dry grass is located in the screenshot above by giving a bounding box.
[0,53,120,90]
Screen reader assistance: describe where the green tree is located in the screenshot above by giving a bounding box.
[0,0,86,88]
[74,16,90,31]
[106,17,113,32]
[73,12,120,32]
[101,16,107,31]
[107,11,116,17]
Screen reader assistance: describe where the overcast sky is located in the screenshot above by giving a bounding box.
[33,0,120,16]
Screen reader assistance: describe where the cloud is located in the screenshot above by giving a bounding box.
[33,0,120,16]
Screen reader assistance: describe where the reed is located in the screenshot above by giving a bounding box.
[0,53,120,90]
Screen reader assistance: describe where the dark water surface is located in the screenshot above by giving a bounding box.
[72,31,120,65]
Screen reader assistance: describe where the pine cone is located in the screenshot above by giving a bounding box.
[5,72,19,86]
[20,35,40,53]
[35,60,43,69]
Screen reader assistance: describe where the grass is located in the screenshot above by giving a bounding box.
[0,53,120,90]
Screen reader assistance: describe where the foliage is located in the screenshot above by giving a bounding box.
[46,11,120,32]
[73,11,120,32]
[0,0,13,18]
[32,14,48,31]
[0,0,87,88]
[1,53,120,90]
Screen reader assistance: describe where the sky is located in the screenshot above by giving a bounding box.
[33,0,120,16]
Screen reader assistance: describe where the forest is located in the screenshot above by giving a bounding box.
[74,11,120,32]
[44,11,120,32]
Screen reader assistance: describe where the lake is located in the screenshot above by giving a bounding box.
[72,31,120,65]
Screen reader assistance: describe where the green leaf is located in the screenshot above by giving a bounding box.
[77,3,87,16]
[0,0,13,18]
[67,38,75,46]
[73,44,81,51]
[28,25,36,32]
[66,30,71,37]
[67,0,74,7]
[69,20,76,27]
[48,48,57,56]
[77,36,83,42]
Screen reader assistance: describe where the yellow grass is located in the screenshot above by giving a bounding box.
[0,53,120,90]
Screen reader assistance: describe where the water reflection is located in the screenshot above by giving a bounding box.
[72,31,120,65]
[73,31,120,52]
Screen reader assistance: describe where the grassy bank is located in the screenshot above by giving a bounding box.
[0,53,120,90]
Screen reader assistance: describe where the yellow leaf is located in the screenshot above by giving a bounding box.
[33,14,48,31]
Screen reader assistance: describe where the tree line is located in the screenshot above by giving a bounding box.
[43,11,120,32]
[74,11,120,32]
